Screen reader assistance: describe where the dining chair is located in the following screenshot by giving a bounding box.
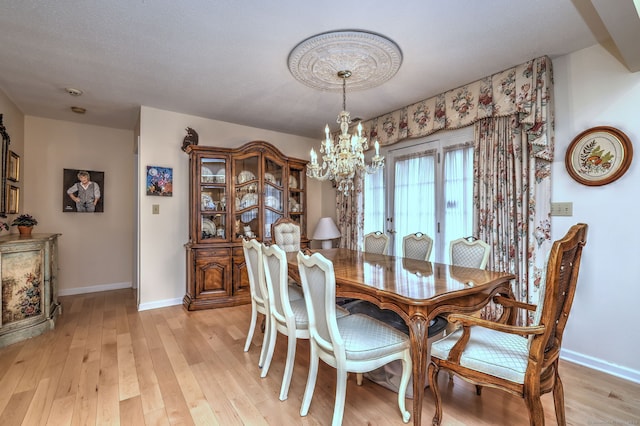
[297,251,412,425]
[363,231,389,254]
[449,236,491,269]
[242,238,272,369]
[428,223,588,426]
[272,217,301,251]
[261,244,348,400]
[441,237,492,380]
[402,232,433,261]
[271,217,304,300]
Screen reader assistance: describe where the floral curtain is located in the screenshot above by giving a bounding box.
[335,56,554,314]
[357,56,553,152]
[335,171,364,250]
[473,115,551,325]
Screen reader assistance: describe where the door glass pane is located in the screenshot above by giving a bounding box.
[364,169,385,235]
[443,146,474,263]
[393,152,436,256]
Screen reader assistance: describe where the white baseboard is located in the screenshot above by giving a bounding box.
[58,283,182,311]
[138,298,183,311]
[58,282,132,296]
[561,348,640,384]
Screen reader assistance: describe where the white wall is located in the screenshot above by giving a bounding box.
[24,117,135,294]
[553,44,640,381]
[137,106,321,309]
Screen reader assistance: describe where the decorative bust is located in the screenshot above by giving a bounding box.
[181,127,199,152]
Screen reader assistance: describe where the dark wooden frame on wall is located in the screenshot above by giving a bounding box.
[6,184,19,214]
[7,151,19,182]
[0,114,10,217]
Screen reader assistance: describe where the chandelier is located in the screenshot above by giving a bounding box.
[306,70,384,194]
[287,30,401,196]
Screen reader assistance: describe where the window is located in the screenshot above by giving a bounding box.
[364,127,474,262]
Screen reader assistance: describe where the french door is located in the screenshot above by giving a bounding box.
[387,144,437,257]
[364,126,474,262]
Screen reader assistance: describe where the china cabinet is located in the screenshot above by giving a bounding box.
[0,233,61,348]
[184,141,308,310]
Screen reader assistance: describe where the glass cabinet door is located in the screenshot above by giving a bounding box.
[200,157,227,241]
[263,156,285,239]
[234,154,260,239]
[288,163,305,234]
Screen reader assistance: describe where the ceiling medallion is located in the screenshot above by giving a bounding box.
[287,30,402,91]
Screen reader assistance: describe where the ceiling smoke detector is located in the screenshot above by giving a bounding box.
[70,106,86,114]
[65,87,83,96]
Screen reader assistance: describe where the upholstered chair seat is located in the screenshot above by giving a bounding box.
[431,327,530,383]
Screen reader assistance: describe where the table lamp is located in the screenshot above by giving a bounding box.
[312,217,341,249]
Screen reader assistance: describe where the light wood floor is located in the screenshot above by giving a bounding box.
[1,289,638,425]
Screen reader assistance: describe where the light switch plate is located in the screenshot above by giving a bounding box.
[152,204,160,214]
[551,202,572,216]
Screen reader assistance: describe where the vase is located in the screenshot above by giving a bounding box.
[18,226,33,236]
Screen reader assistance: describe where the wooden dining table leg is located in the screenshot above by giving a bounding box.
[408,313,430,426]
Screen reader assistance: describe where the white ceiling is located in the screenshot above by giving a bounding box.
[1,0,638,139]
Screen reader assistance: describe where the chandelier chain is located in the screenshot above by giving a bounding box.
[342,75,347,112]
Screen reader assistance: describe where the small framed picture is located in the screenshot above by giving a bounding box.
[146,166,173,196]
[565,126,633,186]
[7,184,19,214]
[7,151,19,182]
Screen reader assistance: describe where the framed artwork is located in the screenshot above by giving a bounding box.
[7,184,19,214]
[0,114,9,216]
[62,169,105,212]
[8,151,19,182]
[146,166,173,196]
[565,126,633,186]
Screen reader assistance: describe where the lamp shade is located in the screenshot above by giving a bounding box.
[312,217,341,249]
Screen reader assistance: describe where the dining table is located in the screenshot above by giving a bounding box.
[286,248,516,425]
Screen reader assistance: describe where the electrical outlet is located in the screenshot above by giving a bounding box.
[551,202,572,216]
[152,204,160,214]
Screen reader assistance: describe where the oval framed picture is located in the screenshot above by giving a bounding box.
[565,126,633,186]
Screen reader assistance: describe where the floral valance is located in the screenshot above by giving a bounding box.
[359,56,554,161]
